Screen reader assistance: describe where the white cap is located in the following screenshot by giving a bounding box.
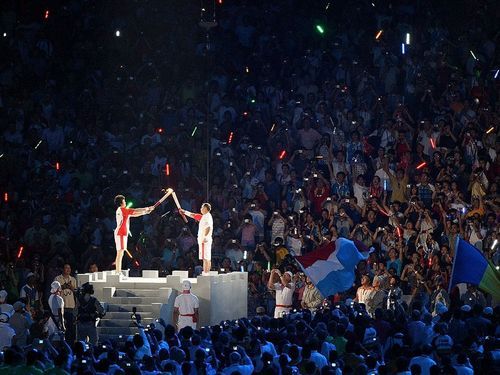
[182,280,191,291]
[50,281,61,293]
[0,290,7,302]
[285,271,293,278]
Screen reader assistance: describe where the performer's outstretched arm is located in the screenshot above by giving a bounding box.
[179,209,202,222]
[130,206,154,217]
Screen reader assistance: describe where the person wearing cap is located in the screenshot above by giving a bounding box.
[179,202,213,274]
[0,290,13,315]
[173,280,199,331]
[113,194,154,274]
[0,312,15,349]
[20,272,40,310]
[55,263,77,343]
[9,301,31,347]
[48,280,65,334]
[267,268,296,318]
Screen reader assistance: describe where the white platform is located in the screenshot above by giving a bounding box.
[77,270,247,340]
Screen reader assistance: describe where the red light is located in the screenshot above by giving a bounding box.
[165,163,170,176]
[134,260,140,267]
[396,227,402,237]
[218,0,223,4]
[157,128,164,134]
[44,10,49,19]
[416,162,427,170]
[17,246,24,259]
[56,162,60,171]
[3,192,7,203]
[279,150,287,160]
[243,111,249,116]
[430,138,435,148]
[228,131,234,144]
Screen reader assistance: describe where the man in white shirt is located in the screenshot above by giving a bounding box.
[180,203,213,274]
[48,281,65,334]
[173,280,199,331]
[267,269,295,318]
[55,263,77,342]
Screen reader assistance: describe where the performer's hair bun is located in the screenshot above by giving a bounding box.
[114,195,125,207]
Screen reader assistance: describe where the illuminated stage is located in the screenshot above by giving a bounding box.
[77,270,248,340]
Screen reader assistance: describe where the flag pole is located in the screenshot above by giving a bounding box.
[448,237,460,294]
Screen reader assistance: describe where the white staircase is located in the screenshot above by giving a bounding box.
[77,270,248,342]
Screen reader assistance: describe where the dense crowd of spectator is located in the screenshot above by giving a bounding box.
[0,0,499,373]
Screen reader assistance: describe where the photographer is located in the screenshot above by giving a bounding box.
[76,282,104,345]
[55,263,77,343]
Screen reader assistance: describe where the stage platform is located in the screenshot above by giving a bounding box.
[77,270,248,341]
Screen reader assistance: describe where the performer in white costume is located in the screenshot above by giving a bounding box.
[179,203,213,274]
[173,280,199,331]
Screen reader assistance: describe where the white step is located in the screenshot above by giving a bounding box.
[114,289,165,297]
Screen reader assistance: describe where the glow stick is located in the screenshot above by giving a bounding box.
[3,192,8,202]
[325,2,330,10]
[44,10,49,19]
[243,250,247,260]
[383,179,387,191]
[240,265,244,272]
[17,246,24,259]
[401,43,405,55]
[126,202,133,208]
[491,239,498,250]
[396,227,402,237]
[0,154,3,158]
[165,163,170,176]
[34,140,43,149]
[279,150,286,160]
[495,70,499,79]
[375,30,383,40]
[430,138,435,148]
[486,127,494,134]
[245,66,249,73]
[270,123,276,132]
[405,33,410,45]
[228,131,234,144]
[267,261,271,271]
[416,162,426,169]
[56,162,60,171]
[470,50,478,60]
[191,126,198,137]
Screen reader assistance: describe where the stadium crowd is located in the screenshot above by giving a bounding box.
[0,0,499,373]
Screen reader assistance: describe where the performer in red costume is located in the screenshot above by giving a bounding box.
[114,195,154,274]
[179,203,213,274]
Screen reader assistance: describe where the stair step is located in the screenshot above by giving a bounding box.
[99,318,155,327]
[114,289,165,297]
[104,311,155,319]
[109,297,166,304]
[107,304,159,313]
[98,326,142,335]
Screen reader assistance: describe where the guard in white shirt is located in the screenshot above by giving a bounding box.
[267,269,296,318]
[173,280,199,331]
[180,203,213,274]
